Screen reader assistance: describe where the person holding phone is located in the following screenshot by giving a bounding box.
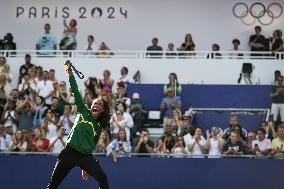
[252,128,272,157]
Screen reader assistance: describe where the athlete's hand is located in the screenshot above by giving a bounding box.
[81,170,89,181]
[63,60,72,74]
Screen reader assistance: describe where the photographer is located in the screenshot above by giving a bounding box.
[223,131,244,156]
[0,33,16,55]
[134,129,154,154]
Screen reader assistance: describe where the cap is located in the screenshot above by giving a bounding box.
[132,92,140,99]
[182,111,191,117]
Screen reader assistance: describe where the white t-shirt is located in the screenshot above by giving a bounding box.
[0,134,12,151]
[173,147,187,158]
[183,133,193,151]
[49,136,67,153]
[188,137,206,157]
[45,122,57,140]
[252,138,272,156]
[208,138,222,158]
[59,115,76,135]
[37,80,54,105]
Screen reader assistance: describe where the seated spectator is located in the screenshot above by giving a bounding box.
[0,124,12,151]
[129,92,147,137]
[153,136,167,155]
[32,96,47,129]
[270,124,284,157]
[41,110,57,140]
[204,127,224,158]
[58,105,75,135]
[243,131,256,155]
[229,38,243,58]
[207,43,222,59]
[84,35,97,55]
[162,124,176,152]
[0,33,16,55]
[270,75,284,123]
[261,121,277,141]
[99,69,114,95]
[48,125,67,153]
[18,54,35,85]
[166,43,177,58]
[96,42,113,57]
[252,128,272,157]
[171,136,187,158]
[115,82,131,106]
[134,129,154,154]
[107,129,131,162]
[30,128,49,152]
[271,29,283,58]
[188,127,207,157]
[222,116,238,141]
[170,108,183,135]
[9,89,21,105]
[84,76,100,99]
[95,130,110,153]
[18,73,36,99]
[223,131,244,156]
[16,95,35,132]
[36,70,54,107]
[178,33,196,58]
[3,100,17,135]
[163,72,182,96]
[110,110,127,140]
[146,37,163,58]
[36,23,57,55]
[160,87,182,131]
[9,130,27,152]
[232,124,247,143]
[0,56,12,83]
[119,66,134,85]
[59,19,77,51]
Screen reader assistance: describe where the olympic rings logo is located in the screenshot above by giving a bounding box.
[232,2,283,25]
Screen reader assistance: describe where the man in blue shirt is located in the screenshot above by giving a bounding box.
[36,23,57,55]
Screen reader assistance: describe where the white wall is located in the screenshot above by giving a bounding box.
[0,0,283,51]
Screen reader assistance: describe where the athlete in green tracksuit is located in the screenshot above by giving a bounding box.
[46,61,110,189]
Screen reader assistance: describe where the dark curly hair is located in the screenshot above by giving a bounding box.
[98,98,111,130]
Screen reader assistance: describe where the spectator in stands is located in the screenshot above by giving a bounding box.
[18,73,36,99]
[35,66,43,81]
[36,70,54,107]
[204,127,224,158]
[58,105,75,135]
[232,124,246,143]
[146,37,163,58]
[188,127,207,157]
[0,56,12,83]
[0,124,12,151]
[160,87,182,131]
[252,128,272,157]
[178,33,195,58]
[28,67,38,100]
[18,54,35,85]
[0,75,9,116]
[57,81,71,113]
[110,110,127,140]
[96,42,113,57]
[2,100,17,135]
[164,72,182,96]
[260,121,277,141]
[36,23,57,55]
[95,130,110,153]
[249,26,266,57]
[84,35,97,55]
[166,43,177,58]
[59,19,77,51]
[49,69,58,85]
[107,129,131,162]
[170,108,183,135]
[41,110,57,140]
[8,130,27,152]
[271,29,283,58]
[84,76,100,99]
[119,66,134,84]
[32,95,47,129]
[207,43,222,59]
[271,124,284,157]
[229,38,243,58]
[48,125,67,153]
[223,131,244,156]
[129,92,147,137]
[115,81,131,106]
[222,115,238,140]
[154,136,168,155]
[16,95,35,132]
[270,75,284,123]
[0,33,16,55]
[99,69,114,95]
[134,128,154,154]
[44,97,62,122]
[243,131,256,155]
[9,89,21,105]
[30,127,49,152]
[117,101,133,141]
[271,70,281,85]
[171,136,187,158]
[162,124,176,152]
[179,111,194,137]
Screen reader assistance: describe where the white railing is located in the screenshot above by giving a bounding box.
[0,50,283,60]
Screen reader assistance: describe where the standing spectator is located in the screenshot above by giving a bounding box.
[36,23,57,55]
[163,72,182,96]
[0,124,12,151]
[15,95,35,132]
[188,127,207,157]
[134,129,154,154]
[229,39,243,58]
[59,19,77,52]
[35,66,43,81]
[271,70,281,85]
[166,43,177,58]
[58,105,75,135]
[270,75,284,123]
[0,56,12,83]
[129,92,147,137]
[170,108,183,135]
[178,33,195,58]
[18,73,36,99]
[57,81,71,113]
[9,89,21,106]
[18,54,35,85]
[119,66,134,84]
[84,76,100,99]
[41,110,58,140]
[36,70,54,106]
[2,100,17,135]
[160,87,182,131]
[153,136,167,155]
[252,128,272,157]
[146,37,163,58]
[44,97,62,122]
[30,127,49,152]
[107,129,131,162]
[32,95,47,129]
[48,125,67,153]
[8,130,27,152]
[271,29,283,59]
[95,130,110,153]
[84,35,97,55]
[110,111,127,140]
[207,43,222,59]
[116,101,133,141]
[204,127,224,158]
[249,26,266,57]
[162,124,176,153]
[222,115,238,140]
[171,136,187,158]
[99,70,114,95]
[270,124,284,157]
[223,131,244,156]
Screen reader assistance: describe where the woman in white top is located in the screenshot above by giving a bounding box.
[204,127,224,158]
[41,110,57,140]
[171,136,187,158]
